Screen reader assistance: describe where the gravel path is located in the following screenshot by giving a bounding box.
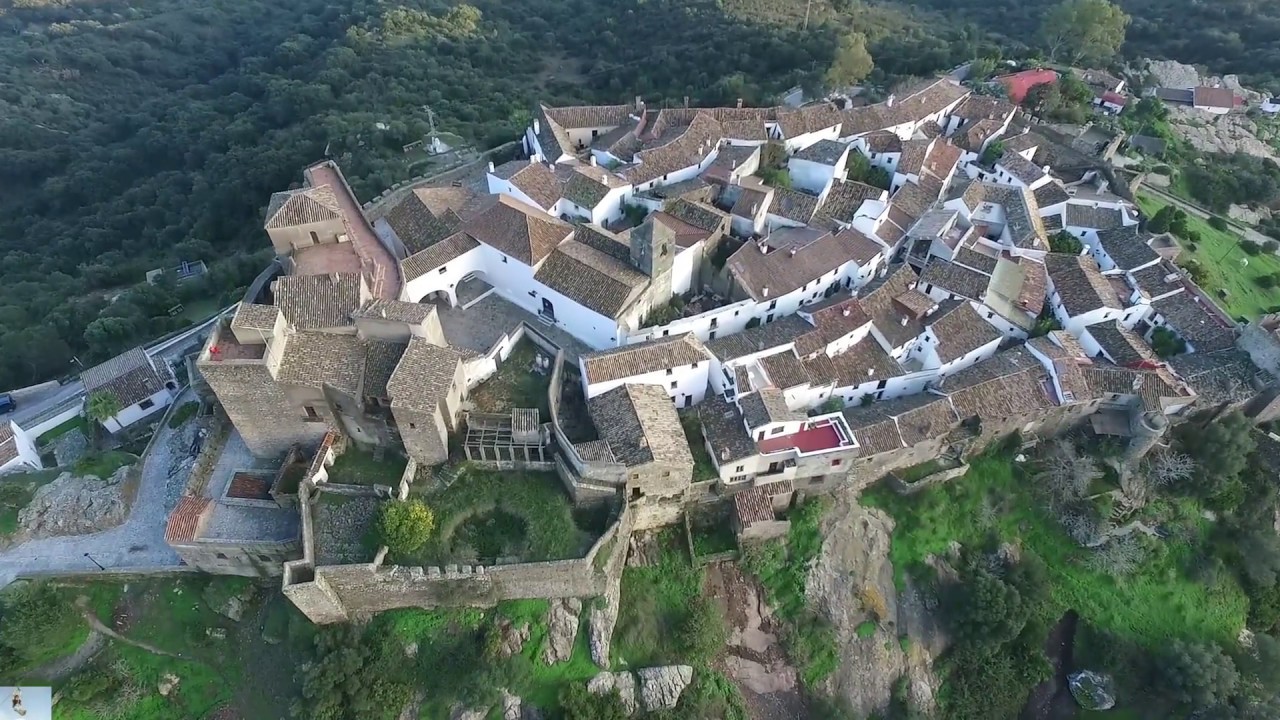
[0,389,199,587]
[25,630,106,683]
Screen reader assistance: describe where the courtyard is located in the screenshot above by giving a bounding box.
[468,340,553,417]
[403,466,608,566]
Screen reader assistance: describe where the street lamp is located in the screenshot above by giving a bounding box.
[84,552,105,571]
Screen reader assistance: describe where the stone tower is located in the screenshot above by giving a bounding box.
[630,215,677,302]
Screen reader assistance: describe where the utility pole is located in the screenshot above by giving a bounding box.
[803,0,812,30]
[84,552,105,571]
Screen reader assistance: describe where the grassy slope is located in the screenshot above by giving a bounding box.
[862,454,1247,646]
[1136,193,1280,320]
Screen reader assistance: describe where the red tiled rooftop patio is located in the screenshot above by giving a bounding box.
[757,418,852,455]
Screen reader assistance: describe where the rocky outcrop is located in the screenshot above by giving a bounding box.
[450,705,488,720]
[808,490,945,718]
[589,573,621,667]
[1069,670,1116,711]
[494,617,531,659]
[203,582,257,622]
[17,466,131,539]
[588,671,638,715]
[638,665,693,712]
[588,667,693,716]
[542,598,582,665]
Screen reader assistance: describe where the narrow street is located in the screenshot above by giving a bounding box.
[0,391,196,587]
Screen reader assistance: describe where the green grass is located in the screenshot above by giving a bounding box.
[73,450,136,479]
[178,297,220,322]
[166,401,199,429]
[740,500,838,686]
[327,447,408,486]
[680,411,719,483]
[469,341,552,417]
[613,530,704,668]
[1137,193,1280,320]
[401,467,593,565]
[862,453,1248,646]
[37,413,88,445]
[513,606,600,708]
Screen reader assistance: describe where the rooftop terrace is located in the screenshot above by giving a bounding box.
[756,415,855,456]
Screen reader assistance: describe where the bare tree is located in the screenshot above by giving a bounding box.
[1148,450,1196,487]
[1059,508,1100,546]
[1038,438,1101,504]
[1088,536,1145,577]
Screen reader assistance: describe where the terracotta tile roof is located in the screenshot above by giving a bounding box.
[950,95,1017,123]
[405,186,476,218]
[1088,322,1158,367]
[230,303,281,333]
[1096,226,1158,271]
[957,182,1046,249]
[706,315,812,361]
[571,224,630,264]
[383,192,461,254]
[727,227,863,301]
[362,339,407,400]
[386,337,465,413]
[227,472,272,500]
[890,182,939,224]
[816,181,885,225]
[897,139,930,176]
[264,185,341,229]
[760,351,812,390]
[929,302,1002,364]
[462,194,572,266]
[942,346,1053,419]
[1065,203,1126,231]
[889,393,959,445]
[581,333,711,385]
[1032,181,1071,209]
[276,332,366,392]
[352,299,435,325]
[1044,253,1122,315]
[721,120,769,142]
[739,387,802,428]
[623,112,723,186]
[533,239,649,319]
[401,231,481,281]
[1169,350,1270,405]
[804,339,904,388]
[544,104,634,129]
[164,496,211,544]
[698,393,757,464]
[573,439,616,463]
[860,265,926,349]
[734,486,775,527]
[794,139,849,165]
[919,259,991,300]
[492,160,562,209]
[81,347,171,410]
[795,295,873,356]
[664,198,728,233]
[731,186,773,221]
[768,187,822,224]
[588,383,693,468]
[1152,292,1236,352]
[954,244,999,274]
[653,212,713,249]
[862,131,903,153]
[560,164,625,209]
[0,425,18,467]
[1082,365,1192,411]
[998,153,1047,185]
[921,141,963,185]
[271,272,364,330]
[1193,86,1236,110]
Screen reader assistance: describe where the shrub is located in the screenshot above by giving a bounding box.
[1266,239,1280,253]
[0,582,79,663]
[1209,215,1230,231]
[1150,326,1186,358]
[678,597,727,664]
[1158,640,1240,710]
[167,401,199,428]
[1242,240,1263,256]
[855,620,877,638]
[376,499,436,555]
[560,683,629,720]
[1049,231,1084,255]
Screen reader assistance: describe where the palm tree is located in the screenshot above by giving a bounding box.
[85,391,121,425]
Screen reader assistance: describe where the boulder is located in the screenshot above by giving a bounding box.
[449,705,489,720]
[494,617,531,659]
[500,689,542,720]
[203,582,257,622]
[587,671,638,715]
[158,673,180,697]
[589,575,621,668]
[404,641,418,659]
[1068,670,1116,711]
[542,598,582,665]
[17,467,130,539]
[637,665,693,712]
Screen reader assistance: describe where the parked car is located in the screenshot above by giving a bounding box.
[0,393,13,414]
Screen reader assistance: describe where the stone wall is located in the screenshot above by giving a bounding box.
[886,463,970,495]
[201,358,327,460]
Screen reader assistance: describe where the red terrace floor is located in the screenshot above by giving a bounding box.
[757,422,845,455]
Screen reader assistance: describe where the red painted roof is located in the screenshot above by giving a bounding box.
[1101,91,1128,107]
[996,69,1060,104]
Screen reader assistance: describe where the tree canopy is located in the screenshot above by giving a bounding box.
[825,32,874,90]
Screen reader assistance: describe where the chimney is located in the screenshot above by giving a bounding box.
[487,161,495,173]
[900,316,909,327]
[886,94,896,108]
[590,155,598,167]
[763,287,770,297]
[639,435,649,448]
[684,95,690,108]
[720,448,729,461]
[758,340,765,350]
[737,98,744,109]
[529,157,538,166]
[789,248,798,257]
[842,307,851,317]
[867,368,875,376]
[533,118,541,134]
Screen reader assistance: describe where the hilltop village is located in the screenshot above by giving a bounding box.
[145,75,1280,625]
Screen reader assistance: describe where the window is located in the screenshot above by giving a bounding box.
[770,427,784,435]
[139,399,154,410]
[408,422,416,429]
[831,458,843,467]
[809,477,823,486]
[662,329,669,336]
[631,488,643,500]
[660,244,669,257]
[216,552,228,560]
[730,474,748,483]
[709,330,717,339]
[592,129,599,138]
[303,406,323,422]
[689,362,698,369]
[666,368,674,376]
[258,554,271,562]
[876,379,887,390]
[710,318,718,329]
[438,266,447,274]
[986,311,994,319]
[662,471,671,478]
[502,255,509,264]
[529,290,537,297]
[309,231,319,244]
[670,381,677,389]
[735,465,744,472]
[630,473,640,480]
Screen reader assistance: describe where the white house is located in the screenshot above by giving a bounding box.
[0,421,40,475]
[81,347,178,433]
[787,139,851,195]
[1043,253,1144,335]
[579,333,714,408]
